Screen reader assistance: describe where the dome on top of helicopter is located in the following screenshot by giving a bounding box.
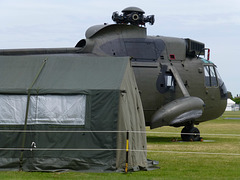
[122,7,145,14]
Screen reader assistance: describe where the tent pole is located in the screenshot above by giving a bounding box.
[125,131,129,173]
[19,59,47,170]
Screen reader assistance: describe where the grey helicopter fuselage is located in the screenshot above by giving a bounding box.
[76,23,228,130]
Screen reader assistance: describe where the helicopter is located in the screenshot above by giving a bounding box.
[0,7,228,141]
[76,7,228,141]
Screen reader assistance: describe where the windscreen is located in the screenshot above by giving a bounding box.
[204,65,218,87]
[204,65,227,98]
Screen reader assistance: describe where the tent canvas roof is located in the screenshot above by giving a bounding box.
[0,54,129,94]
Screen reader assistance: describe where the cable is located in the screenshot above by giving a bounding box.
[0,148,239,156]
[0,130,239,137]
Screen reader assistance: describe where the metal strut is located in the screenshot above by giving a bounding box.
[169,65,190,97]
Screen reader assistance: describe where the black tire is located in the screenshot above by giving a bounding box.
[181,127,200,141]
[181,126,189,141]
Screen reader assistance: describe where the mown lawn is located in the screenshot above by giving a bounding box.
[0,111,240,179]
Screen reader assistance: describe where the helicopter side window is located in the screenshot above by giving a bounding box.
[156,65,175,93]
[204,65,218,87]
[166,75,174,88]
[125,41,157,61]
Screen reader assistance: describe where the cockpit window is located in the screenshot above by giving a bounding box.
[204,64,227,98]
[204,65,218,87]
[215,68,228,98]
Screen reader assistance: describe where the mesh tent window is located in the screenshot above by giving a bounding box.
[0,94,86,125]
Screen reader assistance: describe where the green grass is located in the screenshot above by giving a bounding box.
[0,112,240,179]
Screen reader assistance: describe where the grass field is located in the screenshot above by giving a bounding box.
[0,111,240,179]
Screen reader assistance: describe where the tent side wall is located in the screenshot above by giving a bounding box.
[0,55,141,172]
[0,90,120,172]
[116,60,147,171]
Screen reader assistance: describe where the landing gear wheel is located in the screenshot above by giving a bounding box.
[181,126,201,141]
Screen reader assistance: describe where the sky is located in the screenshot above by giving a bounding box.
[0,0,239,97]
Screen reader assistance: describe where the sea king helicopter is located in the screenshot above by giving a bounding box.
[0,7,228,141]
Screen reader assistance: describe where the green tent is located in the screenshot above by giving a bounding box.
[0,54,147,172]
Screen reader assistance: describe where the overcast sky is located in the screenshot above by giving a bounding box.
[0,0,239,96]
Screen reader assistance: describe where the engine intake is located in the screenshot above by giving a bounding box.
[112,7,154,26]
